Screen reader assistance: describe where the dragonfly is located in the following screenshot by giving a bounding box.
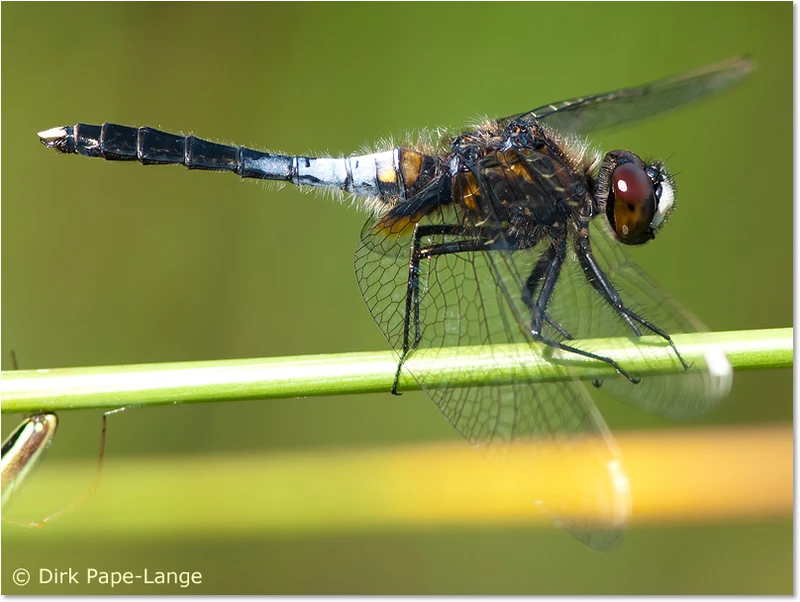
[37,56,752,548]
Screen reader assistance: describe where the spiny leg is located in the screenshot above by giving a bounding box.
[521,245,573,340]
[526,238,641,383]
[575,233,690,370]
[391,223,507,395]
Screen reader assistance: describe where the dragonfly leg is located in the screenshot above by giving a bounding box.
[526,237,642,383]
[521,244,573,340]
[393,224,465,394]
[575,233,690,370]
[392,224,506,394]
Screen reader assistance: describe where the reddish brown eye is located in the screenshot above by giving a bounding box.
[612,161,652,205]
[608,161,656,245]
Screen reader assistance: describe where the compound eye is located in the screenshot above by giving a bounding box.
[610,161,656,244]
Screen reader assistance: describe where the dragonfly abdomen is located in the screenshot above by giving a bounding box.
[38,123,436,206]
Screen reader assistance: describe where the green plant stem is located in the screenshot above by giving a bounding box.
[0,328,791,414]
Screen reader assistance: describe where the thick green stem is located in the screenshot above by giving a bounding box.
[1,328,792,414]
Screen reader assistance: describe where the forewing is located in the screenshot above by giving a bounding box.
[354,184,629,549]
[574,221,732,418]
[503,56,754,134]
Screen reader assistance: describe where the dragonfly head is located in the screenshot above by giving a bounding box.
[597,150,676,245]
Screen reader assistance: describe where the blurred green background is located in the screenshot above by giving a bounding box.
[2,2,791,594]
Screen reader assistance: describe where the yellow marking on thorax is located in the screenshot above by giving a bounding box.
[454,171,481,214]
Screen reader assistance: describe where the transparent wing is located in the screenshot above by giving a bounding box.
[486,214,732,418]
[502,56,755,134]
[354,183,630,549]
[566,220,732,418]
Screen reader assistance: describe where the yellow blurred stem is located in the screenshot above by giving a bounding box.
[2,425,791,539]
